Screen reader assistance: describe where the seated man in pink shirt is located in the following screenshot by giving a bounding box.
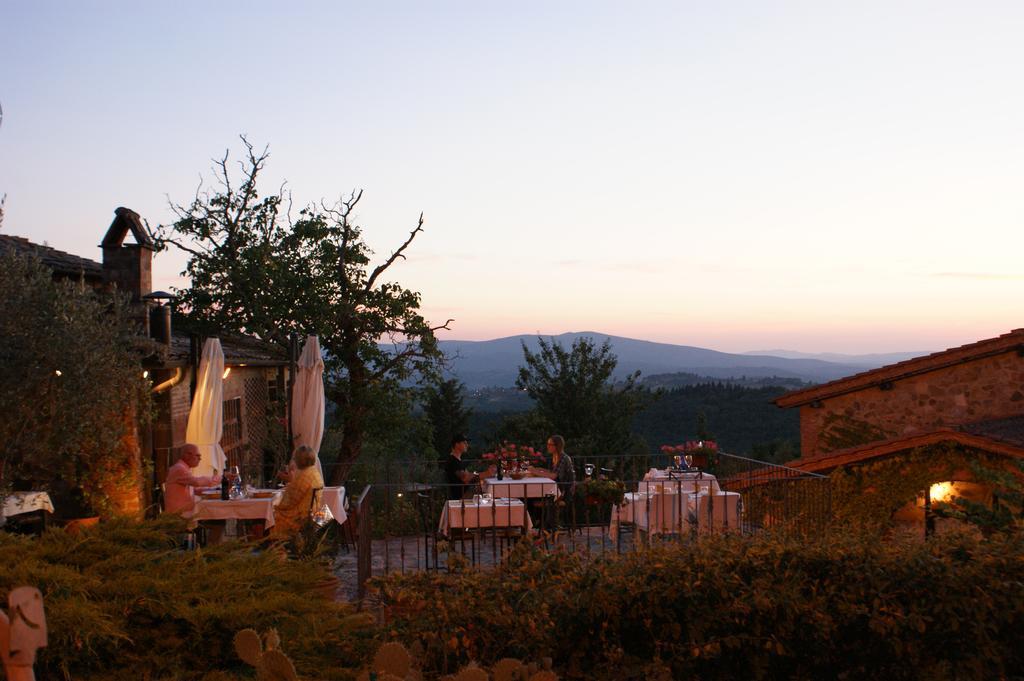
[164,444,221,515]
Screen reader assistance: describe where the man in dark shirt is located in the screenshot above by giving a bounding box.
[444,433,479,500]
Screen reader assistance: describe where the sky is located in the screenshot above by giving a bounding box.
[1,1,1022,354]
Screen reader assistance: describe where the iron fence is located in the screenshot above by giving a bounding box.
[348,453,830,598]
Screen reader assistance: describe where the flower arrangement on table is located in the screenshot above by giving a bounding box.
[659,440,719,470]
[482,442,546,479]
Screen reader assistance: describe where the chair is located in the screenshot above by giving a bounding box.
[157,482,206,549]
[330,485,355,553]
[440,498,478,568]
[308,486,326,526]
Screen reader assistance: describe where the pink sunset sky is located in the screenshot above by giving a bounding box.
[2,2,1021,354]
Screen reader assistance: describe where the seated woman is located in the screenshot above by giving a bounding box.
[270,445,324,539]
[532,435,576,533]
[545,435,576,500]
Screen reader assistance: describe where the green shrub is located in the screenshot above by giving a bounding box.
[0,517,377,680]
[371,530,1024,679]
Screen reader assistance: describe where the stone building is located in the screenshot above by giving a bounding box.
[1,207,292,516]
[775,330,1024,530]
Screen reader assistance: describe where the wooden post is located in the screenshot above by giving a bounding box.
[0,587,47,681]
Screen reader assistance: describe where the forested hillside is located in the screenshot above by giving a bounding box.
[465,382,801,464]
[632,383,800,462]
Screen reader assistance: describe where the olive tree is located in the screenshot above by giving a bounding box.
[0,251,150,516]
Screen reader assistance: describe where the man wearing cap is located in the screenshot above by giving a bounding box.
[444,434,480,500]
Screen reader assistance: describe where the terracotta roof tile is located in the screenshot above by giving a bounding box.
[0,234,103,280]
[156,329,288,367]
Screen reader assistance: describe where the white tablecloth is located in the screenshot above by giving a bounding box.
[610,490,741,541]
[483,477,558,499]
[192,490,282,528]
[438,499,532,536]
[3,492,54,518]
[638,470,720,495]
[321,486,347,525]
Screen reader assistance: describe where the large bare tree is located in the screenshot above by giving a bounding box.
[155,138,449,483]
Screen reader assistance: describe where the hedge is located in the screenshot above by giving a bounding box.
[371,530,1024,679]
[0,517,376,680]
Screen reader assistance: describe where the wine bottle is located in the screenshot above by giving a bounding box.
[497,459,504,481]
[220,472,230,500]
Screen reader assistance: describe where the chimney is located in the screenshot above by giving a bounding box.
[100,207,155,302]
[148,302,172,345]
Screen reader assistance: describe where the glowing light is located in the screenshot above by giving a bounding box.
[142,370,149,379]
[222,367,232,379]
[396,492,404,498]
[930,482,954,503]
[54,370,62,376]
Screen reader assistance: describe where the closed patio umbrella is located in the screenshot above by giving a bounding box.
[186,338,225,477]
[291,335,325,478]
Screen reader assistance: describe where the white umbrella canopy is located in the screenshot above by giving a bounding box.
[291,335,325,478]
[186,338,226,477]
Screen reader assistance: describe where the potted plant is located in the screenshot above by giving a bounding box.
[580,478,626,506]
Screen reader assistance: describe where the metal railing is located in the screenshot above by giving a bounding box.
[349,454,830,597]
[355,485,373,601]
[715,452,831,535]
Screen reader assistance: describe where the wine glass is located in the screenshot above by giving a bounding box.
[584,463,595,478]
[684,454,693,469]
[673,455,682,469]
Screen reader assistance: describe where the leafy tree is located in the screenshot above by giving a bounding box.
[631,382,800,460]
[0,251,151,516]
[514,336,650,460]
[154,138,449,483]
[423,377,472,460]
[933,457,1024,535]
[696,410,711,440]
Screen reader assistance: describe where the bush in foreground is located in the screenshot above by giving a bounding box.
[371,531,1024,679]
[0,517,376,680]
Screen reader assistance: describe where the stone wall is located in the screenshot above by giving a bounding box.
[800,350,1024,456]
[153,367,278,486]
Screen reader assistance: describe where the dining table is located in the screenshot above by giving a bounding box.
[2,491,54,532]
[482,476,558,499]
[321,486,347,525]
[609,489,742,541]
[438,498,533,536]
[638,468,720,495]
[191,488,283,529]
[3,491,55,519]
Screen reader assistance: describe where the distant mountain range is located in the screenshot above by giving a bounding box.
[439,332,926,390]
[742,349,928,365]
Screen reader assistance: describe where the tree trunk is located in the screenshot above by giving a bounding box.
[329,407,365,485]
[328,363,368,486]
